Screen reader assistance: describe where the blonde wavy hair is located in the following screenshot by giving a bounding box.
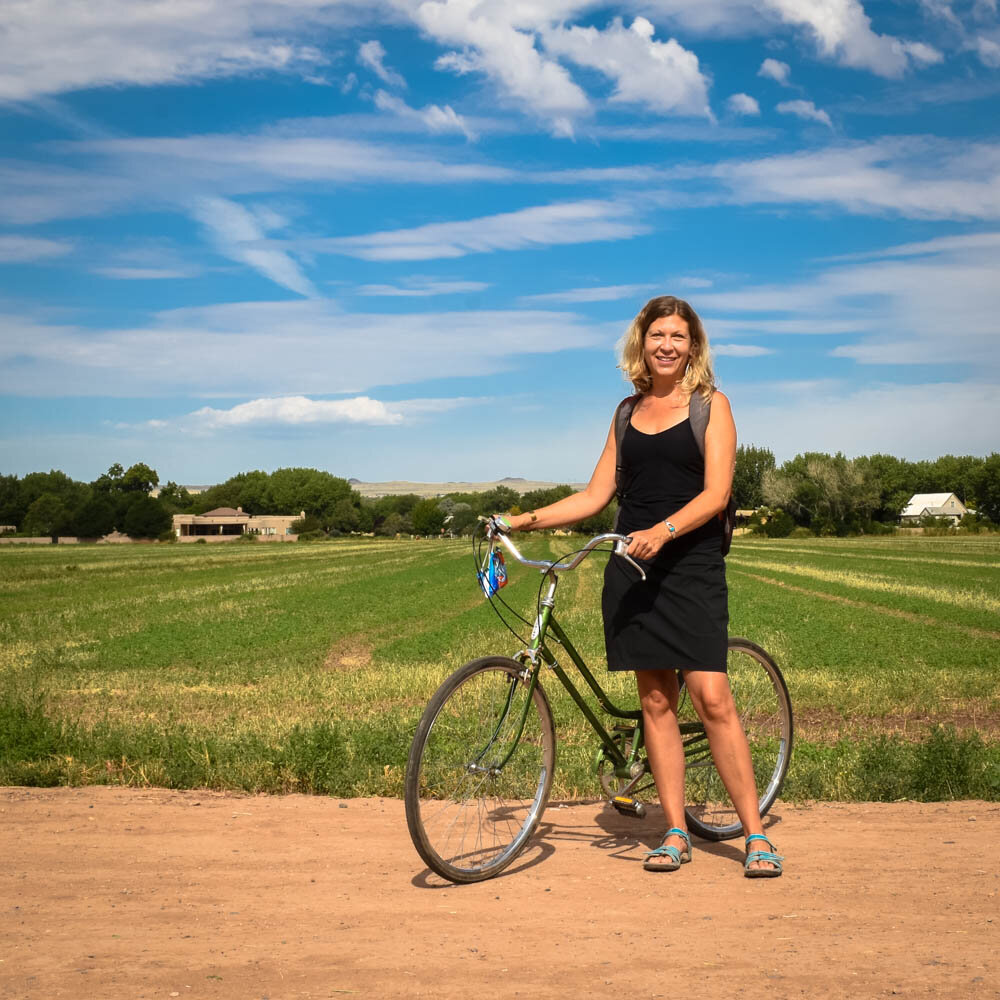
[619,295,716,400]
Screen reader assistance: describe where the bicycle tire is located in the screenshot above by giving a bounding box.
[405,657,556,883]
[681,638,793,841]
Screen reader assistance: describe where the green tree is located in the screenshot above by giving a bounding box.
[330,497,360,533]
[376,511,412,536]
[157,481,193,514]
[411,498,445,536]
[854,453,912,523]
[91,463,125,494]
[121,462,159,494]
[520,485,575,510]
[970,453,1000,523]
[0,473,24,528]
[478,485,520,515]
[763,452,879,533]
[73,494,116,538]
[23,493,71,537]
[122,496,171,538]
[731,445,775,510]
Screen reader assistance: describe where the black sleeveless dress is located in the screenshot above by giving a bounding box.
[601,416,728,672]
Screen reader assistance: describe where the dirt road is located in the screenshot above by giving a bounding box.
[3,788,997,999]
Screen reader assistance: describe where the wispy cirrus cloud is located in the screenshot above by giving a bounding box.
[192,196,317,297]
[301,199,647,261]
[519,283,652,303]
[0,0,355,101]
[700,231,1000,373]
[0,233,73,262]
[357,40,406,88]
[0,301,615,398]
[712,343,774,357]
[355,278,489,297]
[373,90,476,139]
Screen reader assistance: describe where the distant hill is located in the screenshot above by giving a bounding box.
[350,478,586,499]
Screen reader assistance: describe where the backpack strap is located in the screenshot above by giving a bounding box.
[688,390,711,458]
[613,394,640,504]
[689,390,736,557]
[613,395,639,532]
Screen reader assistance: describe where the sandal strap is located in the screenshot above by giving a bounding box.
[745,833,775,850]
[745,850,784,868]
[664,827,691,848]
[644,845,682,862]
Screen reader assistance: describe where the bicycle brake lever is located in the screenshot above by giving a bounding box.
[614,537,646,581]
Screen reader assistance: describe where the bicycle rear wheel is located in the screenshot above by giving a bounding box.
[405,657,556,883]
[681,638,793,841]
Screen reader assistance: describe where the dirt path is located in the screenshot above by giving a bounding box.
[3,788,998,999]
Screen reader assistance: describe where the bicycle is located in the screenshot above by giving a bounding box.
[404,518,793,884]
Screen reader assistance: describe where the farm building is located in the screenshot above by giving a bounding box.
[899,493,968,525]
[172,507,303,541]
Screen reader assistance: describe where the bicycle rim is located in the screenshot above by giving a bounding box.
[682,639,793,841]
[405,657,555,883]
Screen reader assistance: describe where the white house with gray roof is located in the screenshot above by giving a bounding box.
[900,493,968,525]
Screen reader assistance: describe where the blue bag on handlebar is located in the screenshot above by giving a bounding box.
[478,547,508,598]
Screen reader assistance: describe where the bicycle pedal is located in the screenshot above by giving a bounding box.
[610,795,646,818]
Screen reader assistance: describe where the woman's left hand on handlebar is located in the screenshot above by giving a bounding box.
[626,523,671,561]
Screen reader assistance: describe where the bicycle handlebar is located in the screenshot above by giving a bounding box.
[483,517,647,581]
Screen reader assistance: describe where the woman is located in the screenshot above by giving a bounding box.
[500,295,782,878]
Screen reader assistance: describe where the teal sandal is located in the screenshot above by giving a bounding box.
[643,827,691,872]
[744,833,784,879]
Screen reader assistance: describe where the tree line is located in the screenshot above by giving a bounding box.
[2,447,997,541]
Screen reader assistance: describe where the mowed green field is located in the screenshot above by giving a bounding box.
[1,534,998,799]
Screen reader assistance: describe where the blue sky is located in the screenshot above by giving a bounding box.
[1,0,998,486]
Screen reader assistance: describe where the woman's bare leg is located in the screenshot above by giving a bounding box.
[635,670,689,866]
[681,669,776,872]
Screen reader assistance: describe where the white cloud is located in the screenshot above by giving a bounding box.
[0,301,616,398]
[0,234,73,262]
[304,199,647,261]
[0,0,348,101]
[712,343,774,356]
[759,0,941,77]
[902,41,945,65]
[415,0,591,130]
[726,93,760,116]
[975,35,1000,66]
[776,99,833,128]
[191,196,317,297]
[374,90,476,139]
[704,139,1000,219]
[92,267,196,280]
[758,58,790,84]
[356,279,489,296]
[190,395,405,429]
[542,16,711,117]
[520,283,652,304]
[357,39,407,88]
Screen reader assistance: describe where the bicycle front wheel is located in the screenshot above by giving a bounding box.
[682,638,793,841]
[405,657,556,883]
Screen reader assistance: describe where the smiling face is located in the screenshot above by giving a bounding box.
[643,313,692,385]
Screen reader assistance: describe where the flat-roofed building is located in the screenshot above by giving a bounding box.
[172,507,304,541]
